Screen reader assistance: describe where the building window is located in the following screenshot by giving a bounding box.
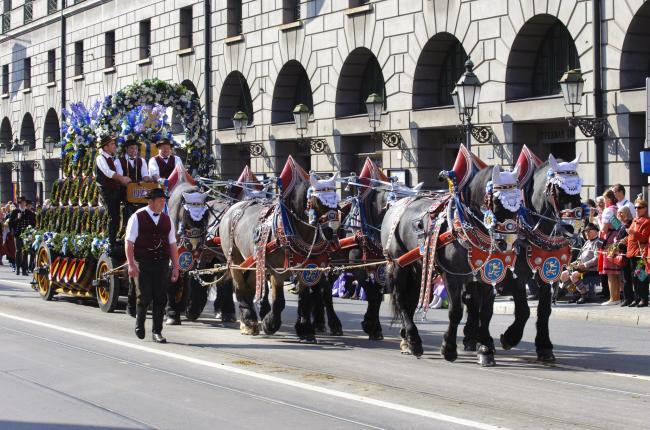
[532,22,579,97]
[23,57,30,89]
[74,40,83,76]
[104,31,115,68]
[2,1,10,34]
[139,19,151,59]
[23,0,32,24]
[359,57,386,113]
[227,0,242,37]
[283,0,299,23]
[438,40,466,106]
[47,0,58,15]
[2,64,8,94]
[179,7,193,49]
[349,0,369,7]
[47,50,55,83]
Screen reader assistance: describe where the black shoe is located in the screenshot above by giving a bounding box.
[628,301,638,307]
[126,306,136,318]
[638,300,648,308]
[165,316,181,326]
[568,296,579,304]
[135,326,145,339]
[576,297,587,304]
[222,313,237,323]
[152,333,167,343]
[621,300,632,307]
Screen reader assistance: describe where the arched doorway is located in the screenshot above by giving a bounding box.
[412,33,467,110]
[620,3,650,89]
[272,60,313,173]
[217,71,254,178]
[0,117,12,202]
[336,48,385,180]
[506,15,579,171]
[42,108,60,200]
[20,113,36,150]
[506,15,579,100]
[19,113,36,199]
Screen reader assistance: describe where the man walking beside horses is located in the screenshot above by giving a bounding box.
[125,188,180,343]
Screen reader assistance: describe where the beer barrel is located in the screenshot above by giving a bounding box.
[73,258,96,290]
[63,258,79,288]
[49,256,62,283]
[56,257,70,283]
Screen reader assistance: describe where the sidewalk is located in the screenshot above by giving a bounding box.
[492,297,650,327]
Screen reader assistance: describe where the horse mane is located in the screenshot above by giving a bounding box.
[529,160,552,213]
[168,181,201,226]
[463,166,493,213]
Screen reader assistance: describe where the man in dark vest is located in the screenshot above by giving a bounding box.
[148,138,184,181]
[118,138,152,318]
[95,134,132,249]
[125,188,180,343]
[8,196,36,276]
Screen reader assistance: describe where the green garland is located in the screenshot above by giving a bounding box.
[82,149,96,177]
[73,148,85,177]
[50,180,62,206]
[79,177,90,206]
[80,207,90,232]
[89,181,99,206]
[62,152,74,178]
[68,178,82,206]
[91,207,103,235]
[84,207,94,231]
[20,226,38,252]
[58,179,70,206]
[70,207,81,233]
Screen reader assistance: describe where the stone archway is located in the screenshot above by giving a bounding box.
[20,113,36,150]
[0,117,12,202]
[412,33,467,110]
[335,47,385,117]
[217,71,254,130]
[620,3,650,89]
[505,14,579,100]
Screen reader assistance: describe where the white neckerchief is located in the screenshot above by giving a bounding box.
[493,187,522,213]
[549,173,583,195]
[307,187,339,209]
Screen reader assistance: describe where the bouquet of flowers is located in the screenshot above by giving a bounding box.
[634,258,648,281]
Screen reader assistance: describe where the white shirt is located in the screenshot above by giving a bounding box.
[125,206,176,245]
[148,155,183,179]
[119,156,149,180]
[617,199,637,219]
[95,150,118,179]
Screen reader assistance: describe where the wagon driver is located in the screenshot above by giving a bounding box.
[95,134,132,250]
[148,136,184,181]
[125,188,180,343]
[117,137,152,318]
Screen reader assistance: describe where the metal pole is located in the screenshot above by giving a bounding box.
[466,122,472,152]
[593,0,604,195]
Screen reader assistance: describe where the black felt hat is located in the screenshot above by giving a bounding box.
[145,188,167,200]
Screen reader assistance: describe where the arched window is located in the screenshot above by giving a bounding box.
[43,108,59,148]
[217,71,254,130]
[532,22,579,97]
[506,15,580,100]
[272,61,313,124]
[0,117,12,147]
[336,48,385,118]
[20,113,35,150]
[413,33,467,109]
[620,3,650,89]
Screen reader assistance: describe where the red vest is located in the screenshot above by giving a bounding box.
[119,156,143,182]
[96,155,120,190]
[134,210,172,262]
[155,156,176,179]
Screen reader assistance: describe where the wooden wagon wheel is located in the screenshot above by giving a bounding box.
[95,253,120,313]
[35,246,56,301]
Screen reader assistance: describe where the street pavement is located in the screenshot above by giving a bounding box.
[0,265,649,430]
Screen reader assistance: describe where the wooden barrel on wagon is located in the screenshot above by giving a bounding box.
[56,257,71,283]
[49,255,62,283]
[36,246,56,301]
[63,258,79,288]
[73,258,96,289]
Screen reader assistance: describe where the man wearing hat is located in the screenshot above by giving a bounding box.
[118,138,152,317]
[8,197,36,276]
[560,222,600,304]
[95,134,132,249]
[148,138,184,181]
[125,187,180,343]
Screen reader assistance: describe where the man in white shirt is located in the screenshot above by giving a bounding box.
[94,135,132,249]
[613,183,636,219]
[125,188,180,343]
[148,138,184,181]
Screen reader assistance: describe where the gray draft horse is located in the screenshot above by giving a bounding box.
[219,156,340,341]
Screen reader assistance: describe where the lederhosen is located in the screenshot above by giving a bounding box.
[95,154,122,248]
[155,155,176,179]
[134,210,172,334]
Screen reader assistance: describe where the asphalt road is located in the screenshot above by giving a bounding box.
[0,266,649,430]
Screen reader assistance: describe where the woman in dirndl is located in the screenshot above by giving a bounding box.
[599,189,622,305]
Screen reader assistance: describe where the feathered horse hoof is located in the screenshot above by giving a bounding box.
[537,349,556,363]
[240,321,259,336]
[477,345,496,367]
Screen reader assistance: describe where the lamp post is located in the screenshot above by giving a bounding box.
[559,69,607,138]
[293,103,326,153]
[451,59,493,151]
[233,110,263,156]
[364,93,402,148]
[0,141,6,158]
[11,138,25,199]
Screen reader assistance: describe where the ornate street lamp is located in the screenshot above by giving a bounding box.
[364,93,401,148]
[11,138,24,198]
[44,136,56,157]
[293,103,325,153]
[0,141,6,158]
[451,59,493,150]
[559,69,607,138]
[233,110,263,156]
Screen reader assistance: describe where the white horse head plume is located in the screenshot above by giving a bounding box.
[308,172,340,208]
[548,153,583,195]
[490,165,521,212]
[182,191,208,221]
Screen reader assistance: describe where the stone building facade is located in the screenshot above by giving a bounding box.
[0,0,648,203]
